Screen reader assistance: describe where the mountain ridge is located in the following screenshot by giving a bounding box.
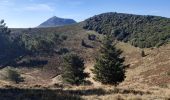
[38,16,77,27]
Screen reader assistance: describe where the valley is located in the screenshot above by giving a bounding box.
[0,13,170,100]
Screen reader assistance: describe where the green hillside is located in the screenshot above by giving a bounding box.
[83,12,170,48]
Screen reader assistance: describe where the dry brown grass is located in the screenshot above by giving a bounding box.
[1,24,170,99]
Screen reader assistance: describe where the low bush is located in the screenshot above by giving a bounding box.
[141,50,146,57]
[61,35,68,40]
[0,67,24,84]
[57,48,69,55]
[88,34,96,41]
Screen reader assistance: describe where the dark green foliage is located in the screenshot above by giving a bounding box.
[84,12,170,48]
[0,19,66,66]
[13,59,48,68]
[88,34,96,41]
[81,40,93,48]
[18,32,61,54]
[62,54,88,85]
[61,35,68,40]
[0,21,67,67]
[0,20,25,65]
[92,35,126,85]
[81,39,86,47]
[0,88,81,100]
[57,48,69,55]
[141,50,145,57]
[0,20,11,52]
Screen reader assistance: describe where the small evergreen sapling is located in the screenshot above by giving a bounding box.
[141,50,145,57]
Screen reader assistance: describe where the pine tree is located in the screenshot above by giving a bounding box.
[0,20,11,52]
[62,53,88,85]
[92,35,126,85]
[0,20,25,65]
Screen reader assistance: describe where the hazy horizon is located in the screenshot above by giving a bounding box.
[0,0,170,28]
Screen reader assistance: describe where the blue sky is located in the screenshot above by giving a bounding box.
[0,0,170,28]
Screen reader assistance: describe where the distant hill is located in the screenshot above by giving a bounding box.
[38,16,77,27]
[84,12,170,48]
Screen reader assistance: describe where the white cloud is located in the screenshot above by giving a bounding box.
[24,4,54,12]
[0,0,14,7]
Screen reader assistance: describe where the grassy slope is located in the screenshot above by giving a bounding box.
[1,23,170,99]
[7,23,100,85]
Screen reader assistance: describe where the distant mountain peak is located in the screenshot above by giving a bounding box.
[38,16,77,28]
[51,16,60,19]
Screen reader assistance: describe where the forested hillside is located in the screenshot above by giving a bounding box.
[0,21,68,66]
[83,12,170,48]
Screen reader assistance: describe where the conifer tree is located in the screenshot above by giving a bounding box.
[0,20,25,65]
[0,20,11,52]
[92,35,126,85]
[62,53,88,85]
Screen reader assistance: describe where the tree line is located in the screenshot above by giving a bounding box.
[83,12,170,48]
[0,20,66,66]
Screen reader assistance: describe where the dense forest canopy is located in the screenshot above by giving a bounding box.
[83,12,170,48]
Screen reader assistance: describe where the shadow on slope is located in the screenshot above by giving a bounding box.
[0,86,153,100]
[0,88,81,100]
[13,59,48,68]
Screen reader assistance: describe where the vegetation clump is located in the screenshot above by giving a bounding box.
[61,35,68,40]
[0,20,11,52]
[88,34,96,41]
[84,12,170,48]
[18,32,61,54]
[141,50,146,57]
[0,67,23,84]
[0,20,25,65]
[62,53,88,85]
[92,35,126,85]
[81,39,86,47]
[57,48,69,55]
